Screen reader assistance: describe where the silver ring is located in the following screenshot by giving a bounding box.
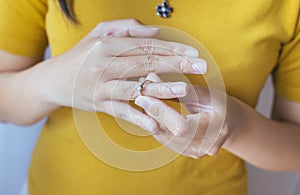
[137,80,152,96]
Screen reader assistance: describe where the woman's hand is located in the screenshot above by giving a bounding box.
[36,19,207,131]
[135,73,241,158]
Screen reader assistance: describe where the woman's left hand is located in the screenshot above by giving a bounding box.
[135,73,242,158]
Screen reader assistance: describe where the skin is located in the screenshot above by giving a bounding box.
[0,19,206,131]
[1,19,299,171]
[135,73,300,171]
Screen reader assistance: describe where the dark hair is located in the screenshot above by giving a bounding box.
[58,0,78,23]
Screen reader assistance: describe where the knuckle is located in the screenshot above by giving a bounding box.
[166,45,176,55]
[136,55,158,72]
[140,39,156,54]
[174,57,186,72]
[154,84,165,97]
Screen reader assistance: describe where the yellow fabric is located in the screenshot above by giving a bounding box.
[0,0,300,194]
[273,7,300,102]
[0,0,48,57]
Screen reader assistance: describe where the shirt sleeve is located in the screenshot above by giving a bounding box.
[0,0,48,57]
[273,11,300,102]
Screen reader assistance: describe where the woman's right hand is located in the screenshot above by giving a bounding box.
[40,19,207,132]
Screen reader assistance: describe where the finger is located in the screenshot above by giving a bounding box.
[106,55,207,79]
[139,74,169,130]
[102,37,199,57]
[144,73,184,101]
[145,73,181,102]
[101,80,188,100]
[135,96,189,135]
[90,19,159,38]
[100,100,159,133]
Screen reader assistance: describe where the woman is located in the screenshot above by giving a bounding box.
[0,0,300,194]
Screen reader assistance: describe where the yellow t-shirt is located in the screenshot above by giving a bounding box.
[1,0,300,194]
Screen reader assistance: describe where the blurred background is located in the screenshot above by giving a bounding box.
[0,75,300,195]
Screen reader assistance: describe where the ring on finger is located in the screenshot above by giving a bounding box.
[137,79,153,96]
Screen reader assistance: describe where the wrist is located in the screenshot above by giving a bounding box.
[222,96,248,149]
[23,58,61,110]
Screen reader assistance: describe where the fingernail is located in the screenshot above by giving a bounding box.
[170,83,187,96]
[184,49,199,57]
[192,59,207,74]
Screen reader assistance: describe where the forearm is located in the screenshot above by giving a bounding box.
[0,59,60,125]
[223,97,300,171]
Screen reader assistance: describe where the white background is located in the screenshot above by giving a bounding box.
[0,76,300,195]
